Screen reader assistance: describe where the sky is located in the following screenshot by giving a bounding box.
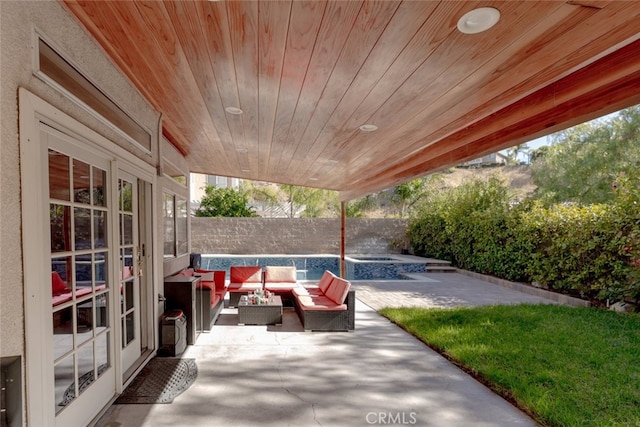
[499,135,549,162]
[526,135,550,150]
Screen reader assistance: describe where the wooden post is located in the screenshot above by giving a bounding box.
[340,201,346,278]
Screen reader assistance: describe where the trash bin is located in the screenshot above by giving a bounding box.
[158,309,187,357]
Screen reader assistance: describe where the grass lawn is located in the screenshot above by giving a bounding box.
[379,304,640,426]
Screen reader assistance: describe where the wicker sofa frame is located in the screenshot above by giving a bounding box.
[294,289,356,332]
[196,286,225,331]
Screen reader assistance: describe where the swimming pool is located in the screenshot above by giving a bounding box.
[199,254,426,281]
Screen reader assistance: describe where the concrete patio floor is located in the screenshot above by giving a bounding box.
[97,273,554,427]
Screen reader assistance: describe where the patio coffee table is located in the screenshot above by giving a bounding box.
[238,295,283,325]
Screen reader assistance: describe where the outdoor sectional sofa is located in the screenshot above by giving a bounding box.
[168,265,354,332]
[229,265,355,331]
[172,267,227,331]
[292,270,355,332]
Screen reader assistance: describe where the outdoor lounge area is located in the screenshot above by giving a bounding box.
[166,266,356,332]
[97,271,558,426]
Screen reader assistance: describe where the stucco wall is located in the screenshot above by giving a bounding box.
[191,217,409,255]
[0,1,159,357]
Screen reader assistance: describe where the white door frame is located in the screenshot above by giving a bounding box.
[19,88,159,425]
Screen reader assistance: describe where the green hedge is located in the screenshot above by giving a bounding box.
[407,177,640,304]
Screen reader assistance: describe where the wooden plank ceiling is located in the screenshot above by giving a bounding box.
[62,0,640,200]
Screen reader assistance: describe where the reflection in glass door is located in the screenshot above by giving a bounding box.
[118,174,141,374]
[49,149,111,414]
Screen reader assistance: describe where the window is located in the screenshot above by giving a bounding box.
[176,198,188,256]
[163,193,175,258]
[163,193,188,259]
[164,161,187,187]
[37,36,151,152]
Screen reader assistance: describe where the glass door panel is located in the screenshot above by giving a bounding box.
[48,148,112,413]
[118,175,141,373]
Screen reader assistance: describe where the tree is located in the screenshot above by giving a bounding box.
[528,145,549,163]
[194,185,257,217]
[343,195,375,218]
[506,143,530,165]
[530,105,640,205]
[391,175,445,218]
[276,184,332,218]
[241,181,283,216]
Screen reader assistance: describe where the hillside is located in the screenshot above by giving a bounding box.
[365,164,535,218]
[440,165,535,197]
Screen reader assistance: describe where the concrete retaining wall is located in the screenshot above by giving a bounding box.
[191,217,409,255]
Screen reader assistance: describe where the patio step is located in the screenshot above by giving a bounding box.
[424,259,456,273]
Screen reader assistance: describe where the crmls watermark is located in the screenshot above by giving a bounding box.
[365,412,418,425]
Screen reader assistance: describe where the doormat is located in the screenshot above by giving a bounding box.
[115,358,197,404]
[60,363,109,407]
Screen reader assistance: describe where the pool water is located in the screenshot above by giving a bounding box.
[200,255,426,281]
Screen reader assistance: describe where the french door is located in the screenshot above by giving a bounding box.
[117,172,142,374]
[46,126,117,426]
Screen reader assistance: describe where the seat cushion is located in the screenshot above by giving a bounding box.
[264,282,300,291]
[264,266,297,283]
[52,292,72,306]
[228,283,263,292]
[230,266,262,283]
[293,286,324,297]
[296,295,347,311]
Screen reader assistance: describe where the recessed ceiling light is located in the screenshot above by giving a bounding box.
[457,7,500,34]
[308,177,319,181]
[240,169,250,173]
[235,147,248,153]
[326,159,339,165]
[225,106,243,115]
[359,124,378,132]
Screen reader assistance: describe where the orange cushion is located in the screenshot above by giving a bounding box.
[324,277,350,305]
[264,266,297,283]
[230,266,262,283]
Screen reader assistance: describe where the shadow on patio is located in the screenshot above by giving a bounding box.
[97,274,550,427]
